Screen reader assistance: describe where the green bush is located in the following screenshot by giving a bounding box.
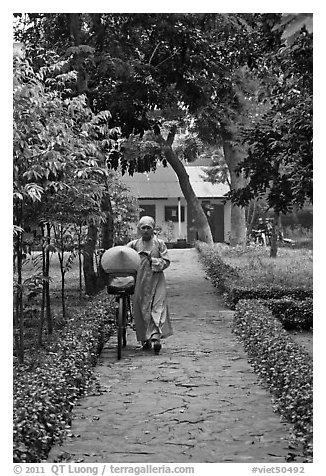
[196,241,312,289]
[13,292,115,463]
[196,241,313,311]
[224,285,313,310]
[265,298,313,330]
[195,241,239,291]
[233,300,313,461]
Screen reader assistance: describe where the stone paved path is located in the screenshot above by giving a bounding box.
[48,249,299,463]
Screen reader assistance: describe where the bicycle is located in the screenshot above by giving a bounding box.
[102,271,136,360]
[100,246,140,360]
[114,288,134,360]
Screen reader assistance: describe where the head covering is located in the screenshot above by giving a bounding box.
[138,216,155,229]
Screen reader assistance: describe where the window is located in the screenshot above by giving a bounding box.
[139,204,156,221]
[165,206,185,222]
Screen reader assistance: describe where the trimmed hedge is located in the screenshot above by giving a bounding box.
[233,300,313,461]
[224,285,313,310]
[13,292,115,463]
[196,241,313,330]
[195,241,239,292]
[265,298,313,330]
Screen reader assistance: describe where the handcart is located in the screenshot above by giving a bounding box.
[100,246,140,360]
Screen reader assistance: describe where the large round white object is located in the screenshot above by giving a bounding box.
[100,246,140,274]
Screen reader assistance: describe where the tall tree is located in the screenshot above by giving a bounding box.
[15,13,298,247]
[228,21,312,256]
[13,49,123,360]
[12,14,246,244]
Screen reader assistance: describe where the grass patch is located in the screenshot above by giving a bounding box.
[207,243,312,289]
[196,242,313,310]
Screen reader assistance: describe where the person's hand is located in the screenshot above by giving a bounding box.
[139,251,152,263]
[151,257,164,272]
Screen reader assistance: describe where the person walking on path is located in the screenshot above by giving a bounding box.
[127,216,173,354]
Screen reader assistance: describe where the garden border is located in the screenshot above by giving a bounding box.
[13,292,115,463]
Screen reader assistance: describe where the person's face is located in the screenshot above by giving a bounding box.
[139,225,154,241]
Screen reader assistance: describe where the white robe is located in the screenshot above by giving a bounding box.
[127,237,173,342]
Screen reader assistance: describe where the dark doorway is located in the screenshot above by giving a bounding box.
[211,204,224,242]
[202,202,224,242]
[187,202,225,244]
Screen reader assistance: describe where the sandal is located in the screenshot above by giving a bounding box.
[153,340,162,354]
[142,340,152,350]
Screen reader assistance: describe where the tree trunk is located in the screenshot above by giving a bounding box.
[270,211,279,258]
[38,224,46,346]
[45,223,52,334]
[54,224,67,319]
[14,202,24,363]
[14,229,24,363]
[159,128,213,244]
[61,268,66,318]
[101,192,114,249]
[222,138,247,246]
[83,224,98,296]
[247,199,258,238]
[77,224,83,297]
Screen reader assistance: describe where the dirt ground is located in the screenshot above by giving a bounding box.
[48,248,305,463]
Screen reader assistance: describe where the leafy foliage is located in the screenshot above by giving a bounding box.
[195,241,239,291]
[14,14,278,158]
[109,173,140,244]
[274,14,313,46]
[13,50,126,360]
[233,300,312,461]
[196,242,312,308]
[229,25,312,214]
[223,286,312,311]
[14,13,313,243]
[14,14,298,248]
[264,298,313,330]
[13,48,130,224]
[13,292,115,463]
[196,241,313,459]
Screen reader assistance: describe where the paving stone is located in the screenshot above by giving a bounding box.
[47,249,304,464]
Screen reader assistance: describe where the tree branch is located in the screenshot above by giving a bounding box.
[166,124,177,147]
[149,42,161,65]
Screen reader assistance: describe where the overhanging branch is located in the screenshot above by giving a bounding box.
[166,124,177,147]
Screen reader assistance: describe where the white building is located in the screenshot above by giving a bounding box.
[121,163,231,244]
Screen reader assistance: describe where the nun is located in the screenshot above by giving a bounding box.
[127,216,173,354]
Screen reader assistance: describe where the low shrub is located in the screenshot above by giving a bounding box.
[196,241,313,311]
[196,241,312,289]
[13,291,115,463]
[233,300,313,461]
[265,298,313,330]
[224,285,313,310]
[195,241,239,291]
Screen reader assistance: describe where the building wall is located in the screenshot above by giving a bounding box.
[138,197,231,243]
[139,198,188,241]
